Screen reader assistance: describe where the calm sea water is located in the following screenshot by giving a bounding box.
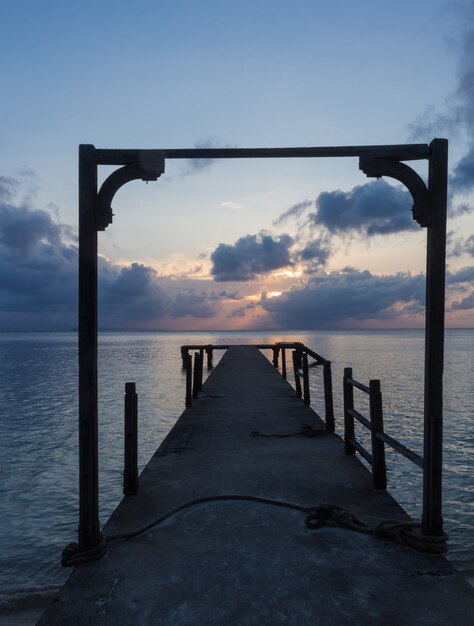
[0,329,473,609]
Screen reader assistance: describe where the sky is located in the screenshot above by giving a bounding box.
[0,0,473,331]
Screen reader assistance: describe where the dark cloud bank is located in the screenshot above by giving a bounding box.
[211,232,294,281]
[0,179,222,330]
[0,178,472,331]
[314,181,415,236]
[261,268,426,329]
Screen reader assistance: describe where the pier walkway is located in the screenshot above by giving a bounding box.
[39,346,474,625]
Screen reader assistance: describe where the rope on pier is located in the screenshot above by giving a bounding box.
[305,504,448,554]
[61,496,448,567]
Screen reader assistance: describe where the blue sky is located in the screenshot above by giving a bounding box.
[0,0,473,330]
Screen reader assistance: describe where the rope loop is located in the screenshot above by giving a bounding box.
[304,504,448,554]
[61,536,107,568]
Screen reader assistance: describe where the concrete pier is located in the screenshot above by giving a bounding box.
[39,346,474,625]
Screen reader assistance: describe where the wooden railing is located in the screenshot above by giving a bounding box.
[180,342,335,433]
[343,367,423,491]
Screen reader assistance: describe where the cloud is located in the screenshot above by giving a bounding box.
[296,237,331,268]
[0,176,19,202]
[451,146,474,194]
[100,262,167,324]
[273,200,314,226]
[169,289,215,319]
[0,203,63,257]
[99,263,223,328]
[447,233,474,258]
[0,186,222,330]
[0,194,78,330]
[261,268,426,329]
[450,291,474,311]
[410,11,474,200]
[211,231,294,281]
[446,265,474,285]
[181,136,237,176]
[312,180,416,236]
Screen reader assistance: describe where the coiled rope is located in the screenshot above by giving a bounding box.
[62,495,448,567]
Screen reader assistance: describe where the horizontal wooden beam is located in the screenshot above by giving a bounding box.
[377,432,424,468]
[94,143,430,165]
[348,407,371,430]
[347,377,370,394]
[348,438,373,465]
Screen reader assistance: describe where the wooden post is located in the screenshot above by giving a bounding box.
[272,347,279,368]
[292,350,302,398]
[78,144,102,551]
[198,349,204,391]
[369,379,387,490]
[123,382,138,495]
[206,346,213,370]
[185,353,192,407]
[281,348,287,380]
[422,138,448,537]
[192,352,200,399]
[323,361,335,433]
[181,346,188,369]
[295,348,303,370]
[302,353,310,405]
[343,367,355,454]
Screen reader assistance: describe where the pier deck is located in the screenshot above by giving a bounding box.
[39,346,474,625]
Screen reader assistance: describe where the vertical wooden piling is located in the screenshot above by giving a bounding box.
[343,368,355,454]
[292,351,302,398]
[78,144,102,551]
[181,346,188,369]
[302,353,310,405]
[123,382,138,496]
[206,346,213,370]
[323,361,335,432]
[422,138,448,537]
[198,349,204,391]
[369,379,387,490]
[192,352,200,399]
[281,348,287,380]
[185,353,193,407]
[272,347,279,368]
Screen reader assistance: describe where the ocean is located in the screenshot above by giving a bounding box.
[0,329,473,615]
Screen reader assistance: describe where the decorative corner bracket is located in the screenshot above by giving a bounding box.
[96,152,165,230]
[359,154,431,227]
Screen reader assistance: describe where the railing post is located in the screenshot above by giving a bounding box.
[123,382,138,496]
[185,353,193,407]
[281,348,287,380]
[295,348,303,370]
[181,346,188,369]
[206,346,213,370]
[192,352,200,399]
[198,349,204,391]
[292,350,302,398]
[302,353,310,405]
[369,379,387,489]
[323,360,335,432]
[272,347,279,368]
[343,367,355,454]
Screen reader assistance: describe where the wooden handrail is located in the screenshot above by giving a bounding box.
[377,432,423,469]
[347,377,370,394]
